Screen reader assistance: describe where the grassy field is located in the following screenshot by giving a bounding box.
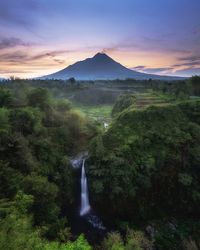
[74,104,112,124]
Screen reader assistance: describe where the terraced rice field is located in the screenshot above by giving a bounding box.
[73,91,173,125]
[134,92,171,109]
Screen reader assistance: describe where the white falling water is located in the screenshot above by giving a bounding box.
[80,159,91,216]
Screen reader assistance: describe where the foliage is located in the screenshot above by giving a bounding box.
[151,80,192,100]
[10,107,42,135]
[76,104,112,124]
[1,78,200,249]
[0,192,43,250]
[102,230,153,250]
[65,234,92,250]
[103,232,125,250]
[0,193,91,250]
[189,76,200,96]
[154,220,200,250]
[88,100,200,221]
[0,87,13,107]
[27,87,52,110]
[112,94,136,117]
[0,84,97,241]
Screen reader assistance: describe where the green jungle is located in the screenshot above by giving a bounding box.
[0,76,200,250]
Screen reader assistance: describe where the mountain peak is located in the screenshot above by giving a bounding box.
[41,52,183,81]
[93,52,110,60]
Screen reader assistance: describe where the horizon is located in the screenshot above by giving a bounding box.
[0,0,200,79]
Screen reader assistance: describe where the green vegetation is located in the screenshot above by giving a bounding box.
[102,230,153,250]
[112,94,136,117]
[0,192,91,250]
[189,75,200,96]
[89,100,200,218]
[0,84,96,249]
[88,99,200,248]
[76,104,112,123]
[151,76,200,100]
[0,76,200,249]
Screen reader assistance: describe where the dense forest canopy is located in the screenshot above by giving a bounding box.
[89,101,200,219]
[0,77,200,249]
[0,83,98,249]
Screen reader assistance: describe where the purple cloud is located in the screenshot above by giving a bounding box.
[0,37,31,49]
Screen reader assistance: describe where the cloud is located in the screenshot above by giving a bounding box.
[178,55,200,62]
[0,37,31,49]
[173,67,200,77]
[0,69,34,74]
[173,61,200,67]
[172,54,200,68]
[132,63,200,77]
[102,47,120,53]
[30,50,69,61]
[132,65,146,70]
[0,51,28,62]
[0,49,69,66]
[143,67,174,73]
[132,65,173,74]
[53,59,66,64]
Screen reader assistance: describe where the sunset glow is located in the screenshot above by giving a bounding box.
[0,0,200,78]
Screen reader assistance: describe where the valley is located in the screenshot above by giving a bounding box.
[0,77,200,250]
[1,0,200,249]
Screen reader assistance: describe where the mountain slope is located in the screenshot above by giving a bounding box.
[41,53,183,80]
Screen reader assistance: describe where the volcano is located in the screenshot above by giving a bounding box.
[41,53,182,80]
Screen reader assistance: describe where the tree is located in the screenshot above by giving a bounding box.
[9,107,42,135]
[112,94,136,117]
[56,99,72,112]
[23,175,59,228]
[68,77,76,86]
[0,192,44,250]
[89,101,200,220]
[103,232,125,250]
[65,235,92,250]
[0,87,13,108]
[0,108,10,131]
[27,88,51,110]
[189,75,200,96]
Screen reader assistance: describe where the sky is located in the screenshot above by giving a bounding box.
[0,0,200,78]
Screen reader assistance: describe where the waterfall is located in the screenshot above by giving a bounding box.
[70,154,106,230]
[80,159,91,216]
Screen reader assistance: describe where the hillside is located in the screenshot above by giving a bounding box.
[88,100,200,222]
